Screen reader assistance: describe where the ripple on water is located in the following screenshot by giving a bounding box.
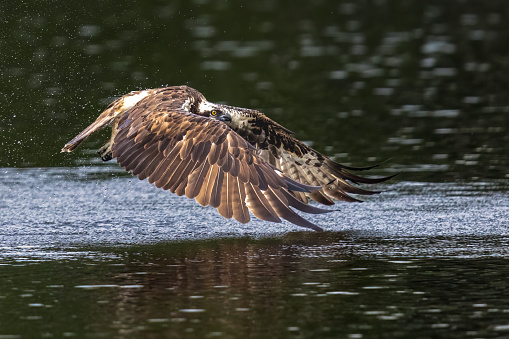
[75,285,118,289]
[179,309,205,313]
[326,291,360,296]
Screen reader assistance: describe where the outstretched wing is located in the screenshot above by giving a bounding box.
[230,111,395,205]
[111,94,331,231]
[261,136,395,205]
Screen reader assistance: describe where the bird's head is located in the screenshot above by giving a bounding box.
[209,108,232,124]
[197,100,232,126]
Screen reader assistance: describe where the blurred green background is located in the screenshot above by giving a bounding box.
[1,0,508,180]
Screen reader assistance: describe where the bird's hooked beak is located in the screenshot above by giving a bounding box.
[220,113,232,123]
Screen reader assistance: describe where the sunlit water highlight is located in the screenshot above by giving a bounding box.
[1,167,507,251]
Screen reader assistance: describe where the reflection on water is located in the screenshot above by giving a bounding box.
[2,235,509,338]
[1,1,508,179]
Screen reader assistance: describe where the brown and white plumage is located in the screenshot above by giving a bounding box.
[62,85,393,231]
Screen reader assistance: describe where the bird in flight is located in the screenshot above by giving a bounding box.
[62,86,393,231]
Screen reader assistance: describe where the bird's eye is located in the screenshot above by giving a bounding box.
[211,110,218,116]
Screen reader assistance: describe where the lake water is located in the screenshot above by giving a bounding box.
[1,0,509,338]
[1,167,508,338]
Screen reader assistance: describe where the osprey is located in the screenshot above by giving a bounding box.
[62,86,393,231]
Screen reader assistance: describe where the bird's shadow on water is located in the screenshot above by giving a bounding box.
[58,231,365,290]
[75,226,509,265]
[1,230,375,274]
[78,230,367,263]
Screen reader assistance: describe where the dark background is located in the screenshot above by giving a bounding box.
[1,0,508,181]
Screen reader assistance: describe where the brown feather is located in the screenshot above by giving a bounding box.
[217,140,228,161]
[229,157,240,177]
[114,138,144,169]
[209,168,225,208]
[165,157,197,192]
[263,188,323,231]
[174,177,188,196]
[186,161,211,199]
[309,190,335,205]
[277,189,331,215]
[245,183,281,223]
[137,143,173,180]
[232,178,250,223]
[149,142,183,185]
[134,128,151,143]
[247,163,259,186]
[132,144,164,178]
[190,141,207,162]
[208,143,221,164]
[292,191,309,204]
[218,173,234,219]
[218,152,233,172]
[157,138,171,155]
[237,160,250,183]
[253,164,269,190]
[179,136,194,160]
[196,164,218,207]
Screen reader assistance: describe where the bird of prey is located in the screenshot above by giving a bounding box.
[62,86,393,231]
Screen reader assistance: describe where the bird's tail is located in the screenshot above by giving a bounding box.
[61,89,155,153]
[61,113,115,153]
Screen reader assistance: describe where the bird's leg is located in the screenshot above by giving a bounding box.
[97,142,113,161]
[97,124,119,162]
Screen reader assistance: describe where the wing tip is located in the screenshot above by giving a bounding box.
[61,142,78,153]
[298,220,323,232]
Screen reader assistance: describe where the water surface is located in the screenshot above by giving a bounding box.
[1,167,508,338]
